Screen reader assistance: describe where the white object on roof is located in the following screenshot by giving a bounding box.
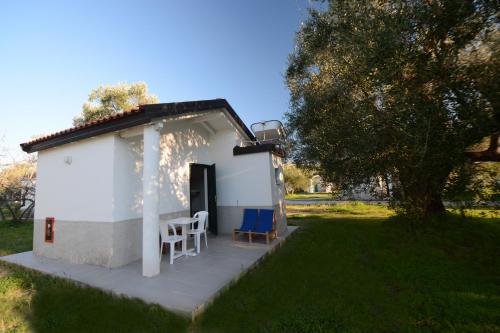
[250,120,286,144]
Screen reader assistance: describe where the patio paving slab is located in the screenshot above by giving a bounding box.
[1,226,298,318]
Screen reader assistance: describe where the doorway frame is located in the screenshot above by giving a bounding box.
[189,163,218,235]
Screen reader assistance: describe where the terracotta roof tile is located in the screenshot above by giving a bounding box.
[22,107,141,147]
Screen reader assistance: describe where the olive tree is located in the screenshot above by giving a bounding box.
[73,81,158,125]
[0,161,36,221]
[283,163,311,194]
[286,0,499,218]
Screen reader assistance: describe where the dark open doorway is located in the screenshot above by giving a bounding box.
[189,163,218,235]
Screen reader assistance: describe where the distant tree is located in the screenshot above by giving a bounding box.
[0,161,36,221]
[0,135,8,168]
[444,161,499,203]
[73,82,158,125]
[286,0,499,219]
[444,137,500,203]
[283,164,311,194]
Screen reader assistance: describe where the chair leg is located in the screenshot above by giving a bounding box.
[204,231,208,248]
[169,243,174,265]
[196,234,201,254]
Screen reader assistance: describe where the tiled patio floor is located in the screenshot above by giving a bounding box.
[1,226,297,318]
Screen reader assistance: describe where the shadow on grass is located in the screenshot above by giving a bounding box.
[195,211,500,332]
[2,211,499,332]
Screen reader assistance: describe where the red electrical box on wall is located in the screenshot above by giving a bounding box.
[45,217,55,243]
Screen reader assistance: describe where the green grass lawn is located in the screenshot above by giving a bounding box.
[285,192,333,200]
[1,204,500,332]
[0,220,33,257]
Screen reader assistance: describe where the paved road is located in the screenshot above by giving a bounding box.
[286,199,499,207]
[286,199,388,205]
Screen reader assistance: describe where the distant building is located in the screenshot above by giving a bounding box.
[308,175,390,201]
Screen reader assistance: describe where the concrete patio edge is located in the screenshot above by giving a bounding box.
[190,226,299,319]
[0,226,299,319]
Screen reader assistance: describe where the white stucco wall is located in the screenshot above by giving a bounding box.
[112,121,212,221]
[158,122,211,215]
[112,135,143,221]
[270,153,287,234]
[34,121,282,226]
[111,123,275,222]
[34,134,115,222]
[32,112,287,266]
[270,154,285,205]
[36,116,283,213]
[209,130,273,207]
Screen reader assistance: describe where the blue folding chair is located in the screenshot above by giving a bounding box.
[253,209,275,244]
[233,208,258,243]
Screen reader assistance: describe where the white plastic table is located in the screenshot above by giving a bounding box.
[161,217,198,257]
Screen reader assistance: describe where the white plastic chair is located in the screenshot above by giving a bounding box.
[159,222,185,264]
[188,211,209,254]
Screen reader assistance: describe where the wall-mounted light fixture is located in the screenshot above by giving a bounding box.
[275,166,283,185]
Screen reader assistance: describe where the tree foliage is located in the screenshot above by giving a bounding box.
[286,0,499,218]
[283,163,311,194]
[0,161,36,221]
[73,82,158,125]
[444,161,500,202]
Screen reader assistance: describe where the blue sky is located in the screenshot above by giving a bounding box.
[0,0,312,161]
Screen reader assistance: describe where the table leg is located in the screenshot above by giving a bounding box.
[182,224,187,256]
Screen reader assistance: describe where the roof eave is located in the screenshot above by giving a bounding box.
[20,99,256,153]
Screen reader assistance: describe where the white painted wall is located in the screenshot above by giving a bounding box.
[270,154,285,205]
[34,135,115,222]
[209,129,273,207]
[32,112,287,266]
[270,153,287,234]
[111,121,212,221]
[113,135,142,221]
[158,121,211,215]
[112,122,275,222]
[35,115,280,224]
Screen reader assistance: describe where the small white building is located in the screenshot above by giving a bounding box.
[21,99,287,277]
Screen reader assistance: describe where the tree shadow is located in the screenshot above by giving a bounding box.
[283,212,500,331]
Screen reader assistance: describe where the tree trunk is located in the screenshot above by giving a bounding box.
[5,203,17,221]
[424,192,446,216]
[19,201,34,220]
[400,176,447,220]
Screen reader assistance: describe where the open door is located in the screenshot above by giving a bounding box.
[189,163,218,235]
[207,164,218,235]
